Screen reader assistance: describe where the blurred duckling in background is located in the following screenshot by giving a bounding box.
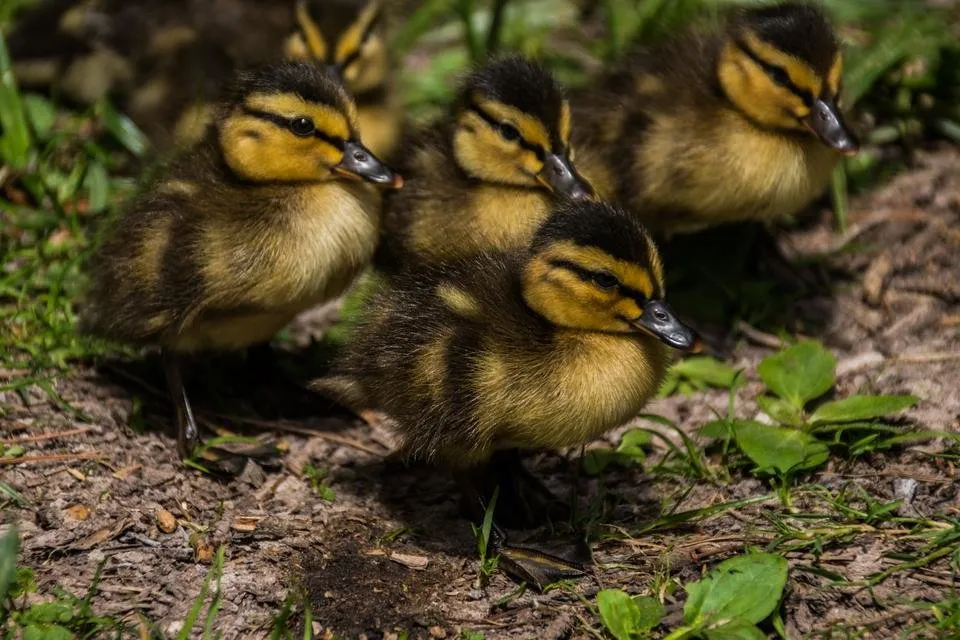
[7,0,401,158]
[574,2,859,234]
[377,55,594,271]
[80,62,402,473]
[322,200,699,588]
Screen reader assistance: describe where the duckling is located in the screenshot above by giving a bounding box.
[573,2,859,234]
[7,0,401,158]
[322,199,699,588]
[80,61,402,473]
[377,55,594,271]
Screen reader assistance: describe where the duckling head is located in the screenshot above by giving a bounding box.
[717,2,859,155]
[522,200,699,351]
[218,61,402,187]
[451,55,594,199]
[287,0,386,95]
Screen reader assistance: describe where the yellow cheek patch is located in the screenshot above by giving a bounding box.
[827,54,843,96]
[742,32,822,97]
[284,32,310,61]
[245,93,353,140]
[335,1,381,65]
[474,95,551,150]
[295,0,328,61]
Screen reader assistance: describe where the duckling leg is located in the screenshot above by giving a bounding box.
[458,451,592,591]
[161,349,279,476]
[161,349,200,460]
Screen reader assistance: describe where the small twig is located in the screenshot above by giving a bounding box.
[0,451,101,465]
[735,320,786,349]
[208,413,387,457]
[0,426,94,445]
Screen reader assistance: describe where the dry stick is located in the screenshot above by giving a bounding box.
[0,426,93,445]
[0,451,101,465]
[735,320,786,349]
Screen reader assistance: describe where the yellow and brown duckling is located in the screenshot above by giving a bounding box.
[377,55,594,271]
[8,0,401,158]
[322,199,698,587]
[574,2,859,234]
[80,61,402,472]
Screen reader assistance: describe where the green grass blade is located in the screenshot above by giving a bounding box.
[0,33,32,169]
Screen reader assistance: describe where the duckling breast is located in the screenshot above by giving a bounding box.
[476,332,670,452]
[637,110,838,230]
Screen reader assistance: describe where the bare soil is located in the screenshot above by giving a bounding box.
[2,148,959,640]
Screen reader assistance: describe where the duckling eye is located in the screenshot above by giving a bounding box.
[592,271,620,290]
[290,117,316,137]
[768,66,790,88]
[499,123,521,142]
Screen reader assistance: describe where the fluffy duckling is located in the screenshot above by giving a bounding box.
[574,2,859,234]
[377,55,594,271]
[323,199,698,587]
[8,0,401,158]
[80,61,402,471]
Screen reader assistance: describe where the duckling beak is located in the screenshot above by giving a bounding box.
[633,300,701,352]
[536,153,594,200]
[333,140,404,189]
[802,98,859,156]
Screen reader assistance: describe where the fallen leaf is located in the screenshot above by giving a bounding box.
[231,515,262,532]
[389,552,429,570]
[112,464,141,480]
[64,504,90,521]
[192,536,215,563]
[70,519,131,550]
[66,468,86,482]
[156,508,177,534]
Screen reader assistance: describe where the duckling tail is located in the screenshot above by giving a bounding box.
[309,375,367,413]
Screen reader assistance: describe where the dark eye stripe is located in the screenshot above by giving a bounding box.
[467,104,547,159]
[548,259,648,303]
[734,39,814,107]
[241,106,345,150]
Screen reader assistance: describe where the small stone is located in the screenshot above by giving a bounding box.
[156,508,177,533]
[894,478,918,504]
[389,552,429,571]
[466,589,484,601]
[428,626,447,638]
[193,537,215,563]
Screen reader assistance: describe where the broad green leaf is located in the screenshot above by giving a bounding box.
[22,601,74,624]
[700,420,733,440]
[84,161,110,213]
[96,99,149,157]
[616,428,652,458]
[756,395,803,427]
[758,341,835,409]
[809,394,918,426]
[704,620,768,640]
[732,420,829,475]
[0,526,19,600]
[597,589,663,640]
[671,356,739,389]
[23,624,73,640]
[23,93,56,139]
[683,553,788,627]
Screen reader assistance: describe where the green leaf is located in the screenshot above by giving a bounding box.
[84,161,110,214]
[732,420,829,475]
[23,94,57,139]
[671,356,740,389]
[23,624,73,640]
[683,553,788,627]
[3,444,26,457]
[758,341,836,409]
[616,428,652,457]
[96,99,149,157]
[704,620,768,640]
[22,601,74,624]
[0,526,19,600]
[809,394,918,426]
[700,420,734,440]
[596,589,663,640]
[0,32,32,169]
[756,395,804,427]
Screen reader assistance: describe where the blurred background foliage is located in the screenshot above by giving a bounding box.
[0,0,958,379]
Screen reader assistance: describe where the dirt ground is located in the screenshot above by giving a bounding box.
[2,148,959,639]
